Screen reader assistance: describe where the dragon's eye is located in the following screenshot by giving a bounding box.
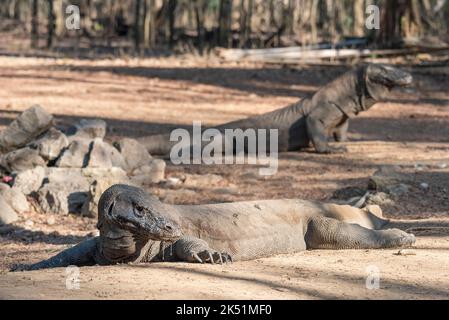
[135,205,145,216]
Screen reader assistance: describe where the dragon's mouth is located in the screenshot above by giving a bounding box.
[395,74,413,87]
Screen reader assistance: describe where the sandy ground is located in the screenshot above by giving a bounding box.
[0,52,449,299]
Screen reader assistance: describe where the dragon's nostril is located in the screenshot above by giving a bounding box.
[165,225,173,231]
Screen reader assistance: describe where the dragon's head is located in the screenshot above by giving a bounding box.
[365,64,413,100]
[98,184,182,241]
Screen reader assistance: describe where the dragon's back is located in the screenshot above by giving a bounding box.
[173,199,318,260]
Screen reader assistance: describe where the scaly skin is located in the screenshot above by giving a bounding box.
[138,64,413,155]
[17,184,415,270]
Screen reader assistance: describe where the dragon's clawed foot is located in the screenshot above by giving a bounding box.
[190,249,232,264]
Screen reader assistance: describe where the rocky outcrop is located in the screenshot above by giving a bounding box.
[0,105,167,217]
[0,105,53,153]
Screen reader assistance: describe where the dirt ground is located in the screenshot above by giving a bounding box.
[0,52,449,299]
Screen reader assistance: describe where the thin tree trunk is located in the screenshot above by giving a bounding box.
[47,0,55,48]
[353,0,365,37]
[238,0,246,47]
[218,0,232,47]
[144,0,156,49]
[135,0,142,52]
[31,0,39,48]
[54,0,65,37]
[325,0,336,43]
[194,0,204,54]
[105,0,113,47]
[245,0,253,48]
[286,0,295,35]
[166,0,177,47]
[310,0,318,44]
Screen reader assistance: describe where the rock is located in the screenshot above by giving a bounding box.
[414,163,426,171]
[46,168,89,186]
[67,119,107,141]
[0,184,29,214]
[388,183,410,198]
[0,105,53,153]
[114,138,152,172]
[420,182,429,190]
[46,216,56,225]
[28,128,69,161]
[162,177,182,188]
[368,167,413,196]
[365,192,395,206]
[37,168,91,214]
[55,139,91,168]
[0,183,9,193]
[183,173,225,189]
[0,147,46,172]
[34,167,129,215]
[81,167,130,218]
[37,183,88,215]
[437,163,447,169]
[88,138,126,169]
[82,178,128,219]
[0,195,18,225]
[130,159,166,186]
[12,166,46,195]
[81,167,129,183]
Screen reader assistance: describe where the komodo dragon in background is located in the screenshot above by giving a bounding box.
[20,184,415,270]
[138,64,412,155]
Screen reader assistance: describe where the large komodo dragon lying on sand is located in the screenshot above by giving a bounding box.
[139,64,412,154]
[20,184,415,270]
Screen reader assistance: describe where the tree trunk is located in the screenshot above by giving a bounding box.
[310,0,319,44]
[353,0,365,37]
[238,0,246,47]
[135,0,143,52]
[31,0,39,48]
[54,0,65,37]
[245,0,253,48]
[144,0,156,49]
[166,0,177,47]
[377,0,420,46]
[47,0,55,48]
[194,0,205,54]
[218,0,232,47]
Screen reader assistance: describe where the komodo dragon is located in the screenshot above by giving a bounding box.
[139,64,412,154]
[20,184,415,270]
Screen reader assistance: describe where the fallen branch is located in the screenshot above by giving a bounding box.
[217,46,449,64]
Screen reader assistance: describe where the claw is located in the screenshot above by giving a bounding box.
[208,252,215,264]
[225,253,233,263]
[193,253,203,263]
